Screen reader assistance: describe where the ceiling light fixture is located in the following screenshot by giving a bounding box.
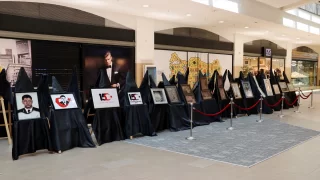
[186,13,192,17]
[244,26,249,29]
[219,20,224,23]
[282,34,286,36]
[142,4,149,8]
[296,38,300,40]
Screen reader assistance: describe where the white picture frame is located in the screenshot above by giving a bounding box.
[263,79,274,96]
[241,81,254,98]
[128,92,143,105]
[231,83,242,99]
[273,84,281,95]
[50,93,79,110]
[150,88,168,104]
[91,88,120,109]
[279,82,289,92]
[15,92,41,120]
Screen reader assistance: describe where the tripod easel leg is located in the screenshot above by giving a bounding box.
[0,97,12,145]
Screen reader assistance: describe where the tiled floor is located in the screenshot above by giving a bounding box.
[1,94,320,180]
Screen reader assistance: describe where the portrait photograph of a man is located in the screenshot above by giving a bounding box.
[15,92,40,120]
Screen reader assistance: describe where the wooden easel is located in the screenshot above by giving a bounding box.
[0,96,12,145]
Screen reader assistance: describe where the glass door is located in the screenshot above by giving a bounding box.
[291,60,318,86]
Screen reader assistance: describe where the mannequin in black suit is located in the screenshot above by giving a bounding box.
[104,51,126,88]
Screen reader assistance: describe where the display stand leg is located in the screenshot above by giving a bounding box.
[279,93,285,118]
[186,103,195,140]
[294,87,301,113]
[309,89,314,109]
[257,95,263,123]
[8,102,12,136]
[0,96,12,145]
[227,98,234,130]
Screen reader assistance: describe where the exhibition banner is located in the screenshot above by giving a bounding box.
[154,50,187,83]
[0,38,32,86]
[187,52,208,87]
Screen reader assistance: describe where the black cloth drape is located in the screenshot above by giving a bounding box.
[50,109,95,151]
[167,104,190,131]
[67,66,82,108]
[162,73,171,86]
[93,108,124,145]
[238,71,257,115]
[12,68,52,160]
[0,69,11,101]
[37,74,50,117]
[150,104,168,132]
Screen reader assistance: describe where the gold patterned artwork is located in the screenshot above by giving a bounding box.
[187,57,207,87]
[169,52,187,78]
[208,59,222,79]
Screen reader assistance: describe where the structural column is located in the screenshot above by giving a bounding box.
[233,34,244,78]
[285,43,293,81]
[135,18,155,85]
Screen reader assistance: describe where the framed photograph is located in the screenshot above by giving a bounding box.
[181,84,192,94]
[201,90,212,100]
[164,86,181,104]
[15,92,41,120]
[273,84,281,95]
[219,87,227,100]
[263,79,274,96]
[287,83,295,92]
[128,92,143,105]
[181,84,196,104]
[185,94,196,104]
[91,88,120,109]
[144,65,157,83]
[50,93,79,110]
[151,88,168,104]
[279,82,289,92]
[218,76,223,88]
[200,77,208,90]
[231,83,242,99]
[241,81,254,98]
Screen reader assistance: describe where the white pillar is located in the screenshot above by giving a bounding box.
[285,43,293,81]
[135,18,154,84]
[233,34,244,78]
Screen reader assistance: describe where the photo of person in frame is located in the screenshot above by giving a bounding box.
[17,94,40,120]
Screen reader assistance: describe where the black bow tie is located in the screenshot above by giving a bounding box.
[106,65,112,69]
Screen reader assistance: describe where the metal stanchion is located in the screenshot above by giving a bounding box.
[309,89,314,109]
[257,95,263,123]
[186,103,195,140]
[294,87,301,113]
[279,93,285,118]
[298,87,302,105]
[227,98,234,130]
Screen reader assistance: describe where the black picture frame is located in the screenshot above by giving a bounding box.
[164,86,181,104]
[14,91,42,121]
[49,92,79,110]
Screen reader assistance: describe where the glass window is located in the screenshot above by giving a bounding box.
[283,18,295,28]
[310,26,320,35]
[311,15,320,24]
[298,9,311,20]
[272,58,285,80]
[291,60,318,86]
[297,22,309,32]
[243,56,258,77]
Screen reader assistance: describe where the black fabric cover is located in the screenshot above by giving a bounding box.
[92,69,125,145]
[238,71,257,115]
[37,74,50,117]
[258,73,281,111]
[162,73,171,86]
[177,72,188,84]
[167,104,190,131]
[12,68,52,160]
[67,66,82,108]
[169,75,177,85]
[0,69,11,101]
[49,76,95,151]
[274,72,292,109]
[50,109,95,151]
[150,104,168,132]
[149,75,157,88]
[283,71,298,106]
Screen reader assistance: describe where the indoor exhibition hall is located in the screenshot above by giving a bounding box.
[1,0,320,179]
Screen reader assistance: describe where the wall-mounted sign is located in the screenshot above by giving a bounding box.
[292,50,318,61]
[262,47,272,57]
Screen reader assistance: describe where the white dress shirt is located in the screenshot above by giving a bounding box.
[18,107,40,120]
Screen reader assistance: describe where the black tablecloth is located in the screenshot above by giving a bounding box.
[200,99,222,122]
[93,108,124,145]
[50,109,95,151]
[123,104,156,138]
[150,104,168,132]
[187,103,210,126]
[12,118,52,160]
[167,104,190,132]
[265,96,280,111]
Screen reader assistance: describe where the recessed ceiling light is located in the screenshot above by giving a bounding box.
[219,20,224,23]
[186,13,192,17]
[244,26,249,29]
[142,4,149,8]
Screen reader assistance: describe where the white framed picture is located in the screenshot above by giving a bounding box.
[15,92,41,120]
[91,88,120,109]
[128,92,143,105]
[264,79,274,96]
[144,65,157,83]
[273,85,281,95]
[50,93,78,110]
[241,81,254,98]
[279,82,289,92]
[151,88,168,104]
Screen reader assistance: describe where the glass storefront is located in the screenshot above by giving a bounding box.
[291,60,318,86]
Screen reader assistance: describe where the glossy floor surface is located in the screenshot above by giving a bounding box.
[1,94,320,180]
